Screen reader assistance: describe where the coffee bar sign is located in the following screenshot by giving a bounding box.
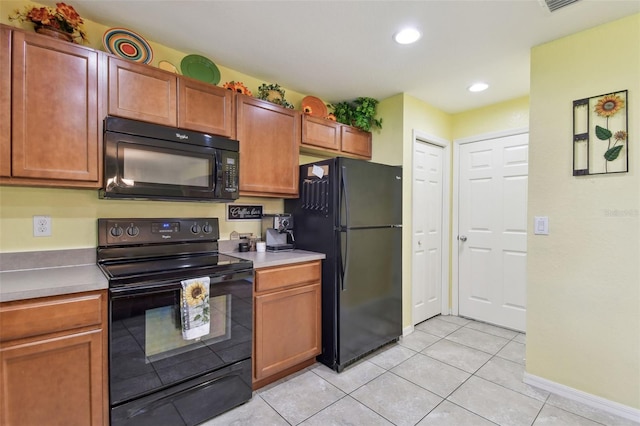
[226,204,263,221]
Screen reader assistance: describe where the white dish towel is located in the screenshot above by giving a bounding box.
[180,277,210,340]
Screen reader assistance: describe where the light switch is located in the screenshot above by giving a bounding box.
[534,216,549,235]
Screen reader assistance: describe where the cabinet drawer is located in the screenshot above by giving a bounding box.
[255,261,321,293]
[0,292,104,342]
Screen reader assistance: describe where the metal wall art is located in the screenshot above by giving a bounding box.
[573,90,628,175]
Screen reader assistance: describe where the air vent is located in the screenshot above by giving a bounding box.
[539,0,580,12]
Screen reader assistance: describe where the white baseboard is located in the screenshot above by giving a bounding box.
[402,325,414,336]
[523,372,640,423]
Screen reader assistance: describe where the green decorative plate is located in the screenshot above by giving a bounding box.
[180,54,220,85]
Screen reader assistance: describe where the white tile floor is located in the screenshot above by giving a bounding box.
[203,316,638,426]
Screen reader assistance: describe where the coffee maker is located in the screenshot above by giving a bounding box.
[261,214,295,252]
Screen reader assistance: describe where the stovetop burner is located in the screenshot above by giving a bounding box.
[97,217,253,287]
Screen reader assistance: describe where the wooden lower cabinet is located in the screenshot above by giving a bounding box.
[0,290,108,426]
[253,261,321,389]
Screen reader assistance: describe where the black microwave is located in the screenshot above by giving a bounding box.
[100,117,239,202]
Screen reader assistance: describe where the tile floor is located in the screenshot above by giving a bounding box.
[203,315,638,426]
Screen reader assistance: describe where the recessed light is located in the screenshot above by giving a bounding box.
[468,82,489,92]
[394,28,421,45]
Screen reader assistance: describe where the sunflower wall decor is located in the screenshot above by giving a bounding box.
[573,90,628,175]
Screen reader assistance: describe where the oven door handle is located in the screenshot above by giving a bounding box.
[109,269,253,297]
[119,361,247,421]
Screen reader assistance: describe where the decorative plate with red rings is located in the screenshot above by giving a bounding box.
[103,28,153,64]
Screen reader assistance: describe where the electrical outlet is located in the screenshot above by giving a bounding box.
[33,215,52,237]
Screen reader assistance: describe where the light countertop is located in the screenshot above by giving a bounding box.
[0,265,109,303]
[1,247,325,303]
[228,249,325,269]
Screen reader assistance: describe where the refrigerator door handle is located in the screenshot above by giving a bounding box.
[339,165,350,291]
[340,165,350,229]
[339,229,350,291]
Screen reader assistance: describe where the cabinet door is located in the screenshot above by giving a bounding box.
[0,329,105,426]
[11,31,100,183]
[0,26,11,177]
[108,57,177,126]
[236,95,300,197]
[301,115,340,151]
[254,283,321,381]
[341,126,372,159]
[178,78,234,137]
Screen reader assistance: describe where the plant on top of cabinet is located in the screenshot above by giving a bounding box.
[329,97,383,132]
[9,2,88,44]
[257,83,294,109]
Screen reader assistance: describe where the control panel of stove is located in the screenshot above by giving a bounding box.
[98,218,220,246]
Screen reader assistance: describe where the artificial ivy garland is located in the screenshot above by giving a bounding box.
[257,83,294,109]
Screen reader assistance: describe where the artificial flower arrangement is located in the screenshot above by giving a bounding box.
[9,2,88,43]
[222,81,253,97]
[257,83,294,109]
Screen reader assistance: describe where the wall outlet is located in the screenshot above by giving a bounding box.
[33,215,52,237]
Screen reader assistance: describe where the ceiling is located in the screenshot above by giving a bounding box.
[44,0,640,113]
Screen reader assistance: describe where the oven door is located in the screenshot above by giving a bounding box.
[109,269,252,425]
[102,131,222,201]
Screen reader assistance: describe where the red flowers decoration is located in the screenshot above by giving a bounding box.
[10,2,88,43]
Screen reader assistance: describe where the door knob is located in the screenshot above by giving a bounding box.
[418,240,422,246]
[458,235,467,242]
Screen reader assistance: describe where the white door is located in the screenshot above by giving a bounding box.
[412,141,444,324]
[458,133,528,331]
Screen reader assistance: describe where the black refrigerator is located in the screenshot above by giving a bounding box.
[285,157,402,372]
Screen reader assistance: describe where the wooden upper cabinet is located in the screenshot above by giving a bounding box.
[178,78,234,138]
[108,57,234,137]
[236,95,300,198]
[300,114,372,160]
[301,115,340,151]
[10,30,101,185]
[0,26,11,178]
[108,57,177,126]
[341,125,372,158]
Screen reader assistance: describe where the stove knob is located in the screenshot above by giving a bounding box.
[110,225,123,237]
[202,224,212,234]
[191,224,201,234]
[126,226,139,237]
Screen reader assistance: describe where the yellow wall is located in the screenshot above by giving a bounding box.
[0,187,283,251]
[527,14,640,408]
[394,94,454,328]
[373,94,404,166]
[452,95,530,140]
